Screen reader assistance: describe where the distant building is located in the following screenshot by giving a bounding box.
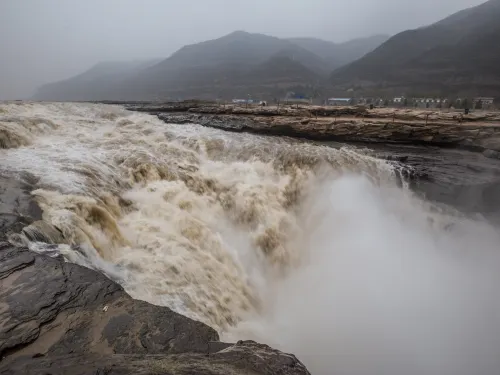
[392,96,408,107]
[327,98,351,106]
[474,97,494,105]
[410,97,448,108]
[473,97,495,109]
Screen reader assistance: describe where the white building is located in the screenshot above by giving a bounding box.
[473,97,495,108]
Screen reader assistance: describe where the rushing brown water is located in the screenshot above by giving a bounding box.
[2,102,500,375]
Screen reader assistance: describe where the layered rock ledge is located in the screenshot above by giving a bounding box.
[125,103,500,154]
[0,175,42,243]
[0,242,310,375]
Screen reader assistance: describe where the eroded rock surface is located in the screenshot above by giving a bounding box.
[157,111,500,152]
[128,103,500,152]
[0,243,310,375]
[0,175,42,242]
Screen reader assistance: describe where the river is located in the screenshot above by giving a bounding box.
[1,102,500,374]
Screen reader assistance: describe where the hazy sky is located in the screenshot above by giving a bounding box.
[0,0,486,99]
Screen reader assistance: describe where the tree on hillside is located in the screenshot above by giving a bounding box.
[462,98,469,109]
[475,100,483,110]
[403,98,408,107]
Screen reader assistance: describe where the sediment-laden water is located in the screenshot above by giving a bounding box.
[1,102,500,375]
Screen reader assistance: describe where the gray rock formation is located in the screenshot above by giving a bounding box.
[483,149,500,159]
[0,175,42,242]
[0,241,310,374]
[151,105,500,152]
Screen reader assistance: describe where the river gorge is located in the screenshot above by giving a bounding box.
[1,102,500,374]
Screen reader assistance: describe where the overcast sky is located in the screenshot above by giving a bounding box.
[0,0,486,99]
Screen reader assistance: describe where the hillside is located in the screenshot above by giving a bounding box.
[92,31,331,101]
[288,34,389,70]
[33,31,386,101]
[33,59,162,101]
[246,55,321,85]
[330,0,500,97]
[153,31,320,70]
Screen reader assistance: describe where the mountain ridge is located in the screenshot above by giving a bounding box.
[33,32,387,101]
[330,0,500,97]
[288,34,389,69]
[34,59,163,101]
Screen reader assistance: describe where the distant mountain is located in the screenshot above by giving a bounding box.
[116,31,330,100]
[33,59,162,101]
[288,34,389,70]
[248,55,320,83]
[33,31,388,101]
[330,0,500,97]
[153,31,319,70]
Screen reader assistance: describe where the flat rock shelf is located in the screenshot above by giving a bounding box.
[124,102,500,154]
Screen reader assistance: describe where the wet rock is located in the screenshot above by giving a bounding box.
[126,101,365,118]
[0,176,42,242]
[382,154,409,162]
[483,149,500,159]
[152,107,500,152]
[3,343,310,375]
[18,220,65,244]
[209,340,309,375]
[0,244,310,374]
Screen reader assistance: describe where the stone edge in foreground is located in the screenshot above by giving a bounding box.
[0,243,310,375]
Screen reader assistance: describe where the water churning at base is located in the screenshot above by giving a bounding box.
[2,102,500,375]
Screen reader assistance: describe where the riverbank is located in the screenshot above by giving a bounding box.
[125,103,500,154]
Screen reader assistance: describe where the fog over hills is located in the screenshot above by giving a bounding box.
[33,32,388,101]
[330,0,500,97]
[33,0,500,102]
[289,35,389,71]
[33,59,162,102]
[1,0,488,100]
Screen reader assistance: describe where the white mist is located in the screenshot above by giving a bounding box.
[225,175,500,375]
